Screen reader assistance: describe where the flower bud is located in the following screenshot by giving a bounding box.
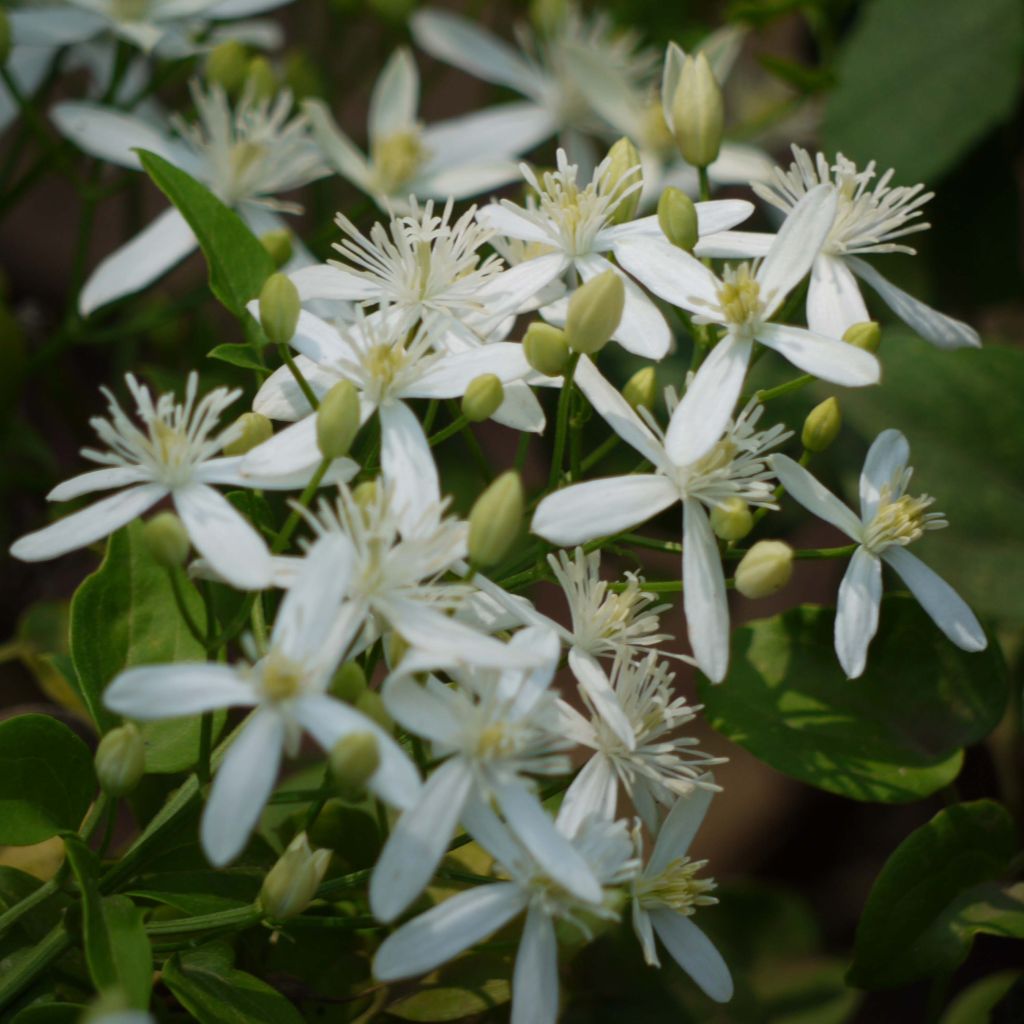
[352,479,378,508]
[259,229,293,269]
[223,411,273,456]
[600,137,642,226]
[0,11,11,67]
[308,799,382,868]
[530,0,568,34]
[461,374,504,423]
[246,55,276,101]
[735,540,794,599]
[259,273,300,345]
[143,511,190,569]
[671,53,724,168]
[468,471,524,568]
[284,50,321,101]
[386,631,409,669]
[330,660,367,703]
[657,187,699,252]
[317,380,361,460]
[710,497,753,542]
[801,397,842,453]
[523,322,570,377]
[565,270,624,355]
[330,731,381,800]
[622,366,656,412]
[205,40,248,94]
[355,690,393,733]
[95,723,146,797]
[259,832,331,920]
[843,321,881,353]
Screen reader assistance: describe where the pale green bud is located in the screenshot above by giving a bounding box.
[386,631,409,669]
[622,366,656,412]
[329,732,381,801]
[530,0,568,34]
[205,40,249,94]
[259,229,293,269]
[259,272,300,345]
[801,397,842,453]
[671,52,724,168]
[735,540,794,599]
[355,690,393,733]
[223,411,273,456]
[657,187,699,252]
[843,321,881,353]
[317,380,361,460]
[565,270,625,355]
[143,511,190,569]
[0,11,11,67]
[283,50,322,101]
[95,723,146,797]
[710,497,753,542]
[259,832,331,920]
[468,471,524,568]
[246,56,276,101]
[601,137,642,226]
[352,479,378,508]
[523,322,570,377]
[330,661,367,704]
[461,374,504,423]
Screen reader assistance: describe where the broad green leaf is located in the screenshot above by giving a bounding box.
[0,715,95,844]
[137,150,274,315]
[849,800,1016,989]
[387,953,512,1021]
[940,971,1022,1024]
[207,342,269,373]
[126,870,260,915]
[699,597,1006,802]
[823,0,1024,183]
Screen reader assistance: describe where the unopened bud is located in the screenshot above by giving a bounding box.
[317,380,361,460]
[671,53,724,168]
[223,411,273,456]
[284,50,321,101]
[843,321,881,353]
[710,497,753,542]
[143,511,190,569]
[259,273,300,345]
[601,137,642,226]
[355,690,393,733]
[330,731,381,800]
[461,374,504,423]
[259,229,293,269]
[523,322,570,377]
[205,40,248,94]
[259,832,331,920]
[735,540,794,599]
[565,271,624,355]
[468,471,524,568]
[330,661,367,703]
[0,12,11,67]
[95,723,146,797]
[352,479,378,508]
[530,0,568,34]
[386,632,409,669]
[657,187,699,251]
[801,397,841,453]
[246,55,276,101]
[308,799,382,868]
[623,366,656,411]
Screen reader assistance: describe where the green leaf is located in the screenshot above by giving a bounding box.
[941,971,1023,1024]
[0,715,95,844]
[126,870,260,915]
[207,342,269,373]
[10,1006,84,1023]
[387,953,512,1021]
[699,597,1006,802]
[69,522,224,772]
[823,0,1024,182]
[136,149,274,315]
[849,800,1016,989]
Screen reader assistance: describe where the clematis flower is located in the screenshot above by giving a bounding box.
[771,430,986,678]
[104,534,420,865]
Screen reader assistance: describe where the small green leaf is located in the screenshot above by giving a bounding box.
[126,870,260,915]
[849,800,1016,989]
[208,342,269,373]
[387,953,512,1022]
[0,715,95,844]
[940,971,1023,1024]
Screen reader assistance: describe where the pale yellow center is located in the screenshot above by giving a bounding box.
[636,856,717,915]
[717,265,762,326]
[863,486,944,553]
[372,130,425,195]
[261,654,305,701]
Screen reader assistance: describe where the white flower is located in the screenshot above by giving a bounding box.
[374,802,639,1024]
[631,787,732,1002]
[771,429,987,678]
[617,183,880,460]
[753,147,980,349]
[531,358,789,682]
[51,80,329,314]
[304,47,552,212]
[476,148,755,359]
[9,372,348,589]
[103,534,420,865]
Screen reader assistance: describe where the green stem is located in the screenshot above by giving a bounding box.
[146,903,262,937]
[197,712,213,786]
[272,457,332,554]
[580,433,621,473]
[548,353,580,490]
[168,568,208,648]
[428,413,470,447]
[446,400,491,482]
[0,876,61,939]
[754,374,815,404]
[278,341,320,411]
[0,923,72,1009]
[698,165,712,203]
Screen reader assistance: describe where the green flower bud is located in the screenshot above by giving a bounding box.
[259,272,300,346]
[95,723,146,797]
[205,40,249,94]
[352,479,378,508]
[259,229,293,269]
[308,799,381,868]
[0,11,11,67]
[671,52,724,168]
[284,50,322,101]
[657,187,699,252]
[330,660,367,703]
[530,0,568,34]
[565,270,625,355]
[710,496,753,542]
[354,690,393,733]
[246,55,277,101]
[259,832,331,920]
[330,731,381,800]
[461,374,504,423]
[317,380,361,460]
[143,511,190,569]
[843,321,881,353]
[523,322,570,377]
[387,631,409,669]
[622,366,656,412]
[468,471,524,568]
[735,540,794,599]
[801,397,842,453]
[601,137,642,226]
[223,411,273,456]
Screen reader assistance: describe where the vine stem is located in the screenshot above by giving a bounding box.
[548,353,580,490]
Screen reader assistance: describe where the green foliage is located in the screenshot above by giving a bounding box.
[125,870,260,915]
[387,952,512,1021]
[940,971,1024,1024]
[699,597,1006,802]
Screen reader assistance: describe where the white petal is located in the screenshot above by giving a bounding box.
[379,401,440,533]
[288,309,351,363]
[756,323,880,387]
[475,252,569,318]
[381,675,462,744]
[683,501,730,683]
[50,102,176,169]
[512,907,559,1024]
[613,236,720,314]
[694,229,774,260]
[807,254,869,339]
[196,454,356,491]
[708,142,775,186]
[476,203,556,246]
[422,102,553,166]
[835,546,882,679]
[241,416,321,478]
[557,754,618,838]
[302,98,373,190]
[491,381,546,433]
[104,663,255,720]
[532,476,678,546]
[859,428,910,522]
[406,343,530,399]
[9,8,104,45]
[568,648,635,751]
[770,454,862,539]
[418,161,523,201]
[882,548,986,652]
[647,787,714,876]
[369,47,420,146]
[47,466,148,501]
[661,41,685,132]
[695,198,756,235]
[252,360,332,421]
[206,0,292,16]
[649,911,733,1003]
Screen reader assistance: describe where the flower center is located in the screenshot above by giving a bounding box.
[260,653,306,702]
[716,265,763,327]
[476,723,517,760]
[364,343,408,389]
[226,140,268,200]
[371,129,426,195]
[636,857,717,915]
[863,486,946,553]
